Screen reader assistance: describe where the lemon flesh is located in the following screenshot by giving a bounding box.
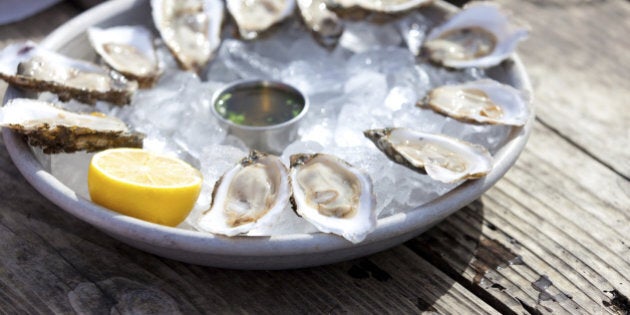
[88,148,202,227]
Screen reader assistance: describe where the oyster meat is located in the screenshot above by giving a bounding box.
[325,0,431,15]
[0,42,138,105]
[0,98,143,153]
[227,0,295,40]
[88,26,161,88]
[198,151,291,236]
[297,0,344,47]
[152,0,224,72]
[419,79,531,126]
[364,128,492,183]
[423,2,528,68]
[289,153,376,243]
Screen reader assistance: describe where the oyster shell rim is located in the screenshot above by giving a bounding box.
[0,0,535,269]
[363,127,494,183]
[418,78,532,126]
[288,153,377,244]
[87,25,162,88]
[0,42,139,106]
[423,1,530,69]
[197,150,292,237]
[0,98,144,153]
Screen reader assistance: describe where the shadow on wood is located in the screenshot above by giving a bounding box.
[406,200,518,313]
[0,131,487,313]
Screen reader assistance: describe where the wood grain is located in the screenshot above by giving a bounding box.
[501,0,630,177]
[0,142,498,313]
[1,0,629,314]
[409,121,629,314]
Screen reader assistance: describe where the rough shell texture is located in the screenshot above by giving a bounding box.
[364,128,493,183]
[88,26,161,88]
[151,0,224,72]
[289,153,376,243]
[198,151,291,236]
[297,0,344,47]
[419,79,531,126]
[424,1,528,68]
[0,99,143,153]
[0,42,137,105]
[227,0,295,39]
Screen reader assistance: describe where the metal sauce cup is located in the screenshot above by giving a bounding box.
[211,80,309,154]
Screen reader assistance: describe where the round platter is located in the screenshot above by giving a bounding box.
[2,0,533,269]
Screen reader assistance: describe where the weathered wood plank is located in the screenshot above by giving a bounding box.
[0,3,499,313]
[501,0,630,177]
[1,1,628,314]
[408,121,630,314]
[0,138,499,312]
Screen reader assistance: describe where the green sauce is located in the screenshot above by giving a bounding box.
[215,85,305,127]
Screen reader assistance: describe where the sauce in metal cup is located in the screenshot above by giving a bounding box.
[211,80,308,154]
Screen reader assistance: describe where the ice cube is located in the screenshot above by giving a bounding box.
[393,106,447,133]
[344,70,389,107]
[298,94,346,147]
[348,47,415,76]
[173,114,227,160]
[221,135,249,152]
[51,152,94,199]
[420,63,488,88]
[281,59,346,96]
[204,57,242,83]
[248,204,318,236]
[339,21,402,53]
[287,35,331,64]
[199,145,248,185]
[385,86,417,111]
[396,12,433,56]
[281,140,324,166]
[219,39,283,80]
[441,118,511,153]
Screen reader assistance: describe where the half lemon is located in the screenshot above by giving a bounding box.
[88,148,203,227]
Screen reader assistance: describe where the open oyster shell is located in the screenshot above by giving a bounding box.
[0,98,143,153]
[227,0,295,40]
[364,128,492,183]
[88,26,161,88]
[0,42,137,105]
[289,153,376,243]
[297,0,344,47]
[198,151,291,236]
[419,79,531,126]
[423,1,528,68]
[151,0,224,72]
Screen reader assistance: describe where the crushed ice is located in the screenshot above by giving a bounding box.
[48,13,514,234]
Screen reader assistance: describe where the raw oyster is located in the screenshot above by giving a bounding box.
[423,2,528,68]
[0,98,143,153]
[364,128,492,183]
[152,0,224,72]
[198,151,291,236]
[0,42,137,105]
[227,0,295,40]
[419,79,531,126]
[325,0,431,15]
[289,153,376,243]
[297,0,344,47]
[88,26,161,88]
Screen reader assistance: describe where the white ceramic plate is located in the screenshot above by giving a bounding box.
[2,0,533,269]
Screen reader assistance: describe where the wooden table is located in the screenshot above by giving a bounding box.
[0,1,628,313]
